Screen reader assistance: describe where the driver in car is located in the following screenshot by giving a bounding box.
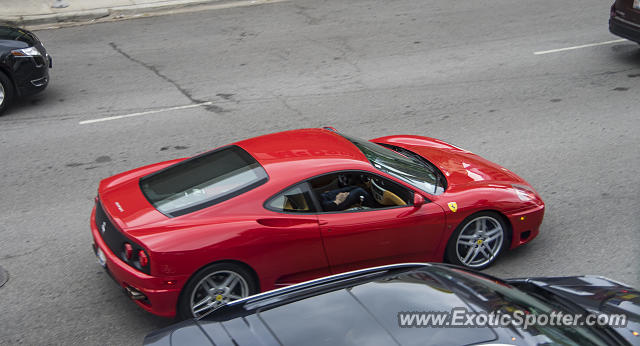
[319,175,374,211]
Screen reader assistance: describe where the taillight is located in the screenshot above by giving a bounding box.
[138,250,148,267]
[123,243,133,260]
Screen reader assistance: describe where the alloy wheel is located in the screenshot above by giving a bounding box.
[455,216,504,268]
[189,270,249,318]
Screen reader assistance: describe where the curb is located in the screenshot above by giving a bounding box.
[0,0,224,26]
[110,0,221,16]
[0,10,110,26]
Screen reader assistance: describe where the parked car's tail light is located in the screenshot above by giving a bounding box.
[124,243,133,260]
[138,250,149,267]
[11,47,42,57]
[512,184,538,202]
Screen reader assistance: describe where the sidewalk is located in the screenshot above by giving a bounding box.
[0,0,226,26]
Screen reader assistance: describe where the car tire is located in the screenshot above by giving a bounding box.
[0,70,14,116]
[445,211,509,270]
[177,262,258,320]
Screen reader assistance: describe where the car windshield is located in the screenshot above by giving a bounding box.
[429,267,609,346]
[0,26,38,45]
[344,135,445,194]
[140,145,268,217]
[226,266,610,346]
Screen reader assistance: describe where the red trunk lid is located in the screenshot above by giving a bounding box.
[98,159,184,230]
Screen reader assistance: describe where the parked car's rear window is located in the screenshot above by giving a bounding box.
[140,145,267,217]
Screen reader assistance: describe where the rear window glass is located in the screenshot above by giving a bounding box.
[140,146,267,217]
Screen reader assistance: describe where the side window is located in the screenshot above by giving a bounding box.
[309,171,414,212]
[266,183,316,213]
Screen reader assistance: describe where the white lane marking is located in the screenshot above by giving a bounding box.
[534,39,628,55]
[78,102,212,125]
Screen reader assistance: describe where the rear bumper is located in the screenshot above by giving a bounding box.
[90,206,184,318]
[507,204,544,249]
[610,16,640,43]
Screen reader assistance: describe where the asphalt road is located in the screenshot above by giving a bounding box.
[1,0,639,344]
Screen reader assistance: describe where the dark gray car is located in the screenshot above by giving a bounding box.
[610,0,640,43]
[144,263,639,346]
[0,25,52,115]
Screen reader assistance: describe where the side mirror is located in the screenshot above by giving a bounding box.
[413,194,425,208]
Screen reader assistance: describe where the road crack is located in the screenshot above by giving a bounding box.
[108,42,225,113]
[1,244,45,261]
[294,3,324,25]
[271,92,304,118]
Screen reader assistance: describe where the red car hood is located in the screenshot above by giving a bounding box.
[98,159,184,230]
[372,135,526,187]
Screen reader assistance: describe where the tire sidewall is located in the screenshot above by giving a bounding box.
[0,71,14,116]
[177,262,257,320]
[445,211,510,270]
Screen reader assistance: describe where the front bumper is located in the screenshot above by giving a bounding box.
[90,206,184,318]
[610,16,640,43]
[13,54,51,97]
[507,204,544,249]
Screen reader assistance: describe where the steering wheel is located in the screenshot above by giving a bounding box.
[370,179,406,206]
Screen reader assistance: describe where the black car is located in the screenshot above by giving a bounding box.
[610,0,640,43]
[145,263,639,346]
[0,26,52,115]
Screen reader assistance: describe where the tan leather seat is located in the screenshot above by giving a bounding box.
[283,194,309,211]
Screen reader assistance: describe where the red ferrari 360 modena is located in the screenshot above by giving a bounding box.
[90,128,544,319]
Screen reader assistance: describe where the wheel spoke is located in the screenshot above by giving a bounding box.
[485,245,496,257]
[205,278,218,291]
[193,296,212,309]
[219,274,232,288]
[227,276,240,291]
[468,247,481,263]
[485,227,501,236]
[462,246,476,264]
[458,234,475,240]
[193,302,217,315]
[220,274,236,289]
[479,246,491,259]
[481,218,488,231]
[485,233,502,243]
[459,240,476,246]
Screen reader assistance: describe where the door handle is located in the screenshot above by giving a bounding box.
[257,218,317,227]
[318,220,328,225]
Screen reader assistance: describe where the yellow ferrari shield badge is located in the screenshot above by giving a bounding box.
[448,202,458,213]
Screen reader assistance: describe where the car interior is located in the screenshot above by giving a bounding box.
[273,172,413,213]
[282,190,311,211]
